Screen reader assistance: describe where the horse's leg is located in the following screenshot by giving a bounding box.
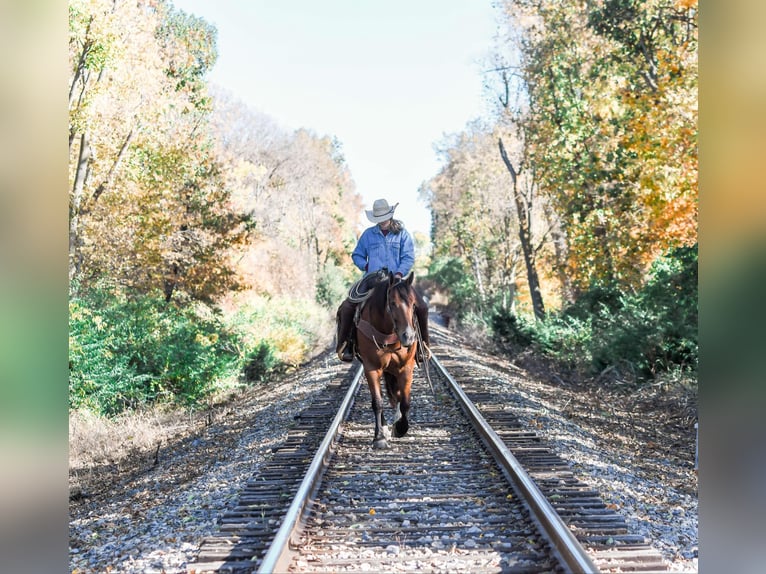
[392,372,413,438]
[381,372,401,434]
[366,370,388,449]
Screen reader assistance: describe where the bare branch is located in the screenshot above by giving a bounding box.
[86,127,134,210]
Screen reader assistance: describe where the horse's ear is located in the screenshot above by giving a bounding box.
[405,271,414,286]
[388,270,396,285]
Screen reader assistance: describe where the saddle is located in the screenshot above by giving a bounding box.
[345,269,390,358]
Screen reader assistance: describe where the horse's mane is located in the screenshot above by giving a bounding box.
[368,275,390,311]
[368,274,413,312]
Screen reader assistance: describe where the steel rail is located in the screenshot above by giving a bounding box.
[430,354,601,574]
[256,364,364,574]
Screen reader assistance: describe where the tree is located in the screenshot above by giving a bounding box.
[208,88,362,301]
[495,0,697,291]
[422,123,529,315]
[498,137,545,319]
[68,0,247,301]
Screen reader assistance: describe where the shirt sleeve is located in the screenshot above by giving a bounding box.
[351,230,369,272]
[395,229,415,276]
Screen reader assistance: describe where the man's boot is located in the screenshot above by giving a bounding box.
[336,299,356,362]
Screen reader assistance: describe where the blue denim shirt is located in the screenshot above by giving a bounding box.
[352,225,415,277]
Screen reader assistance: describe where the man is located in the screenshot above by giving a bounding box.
[336,198,430,362]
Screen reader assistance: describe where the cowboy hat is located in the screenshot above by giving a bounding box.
[365,198,399,223]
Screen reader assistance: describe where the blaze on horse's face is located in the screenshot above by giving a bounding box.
[387,273,417,348]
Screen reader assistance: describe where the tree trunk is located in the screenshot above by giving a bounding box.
[164,264,179,303]
[470,246,486,306]
[70,132,92,282]
[498,137,545,320]
[542,199,574,305]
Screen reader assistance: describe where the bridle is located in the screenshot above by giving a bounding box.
[387,277,434,393]
[386,279,415,339]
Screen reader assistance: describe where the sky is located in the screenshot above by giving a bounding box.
[172,0,500,235]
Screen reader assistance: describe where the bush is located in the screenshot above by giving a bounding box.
[491,307,534,347]
[561,283,623,321]
[492,306,592,369]
[69,284,240,415]
[225,294,334,368]
[316,261,351,309]
[428,257,481,316]
[590,244,698,376]
[243,341,278,383]
[490,244,697,379]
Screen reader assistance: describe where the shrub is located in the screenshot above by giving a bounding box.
[69,283,240,415]
[316,261,352,309]
[490,244,697,380]
[491,307,534,347]
[492,307,592,369]
[428,257,481,316]
[243,341,278,383]
[225,294,334,368]
[590,244,698,376]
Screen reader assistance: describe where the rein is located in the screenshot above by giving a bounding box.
[414,317,435,395]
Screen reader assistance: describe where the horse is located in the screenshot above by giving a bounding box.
[354,271,420,449]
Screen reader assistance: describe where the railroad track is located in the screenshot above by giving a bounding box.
[191,325,668,573]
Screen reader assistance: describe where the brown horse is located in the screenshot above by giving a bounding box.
[355,271,420,449]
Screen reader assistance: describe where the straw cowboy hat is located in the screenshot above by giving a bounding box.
[365,198,399,223]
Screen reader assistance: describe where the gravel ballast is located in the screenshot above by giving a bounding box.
[69,340,698,573]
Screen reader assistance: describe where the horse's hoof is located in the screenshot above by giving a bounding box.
[372,438,388,449]
[392,419,409,438]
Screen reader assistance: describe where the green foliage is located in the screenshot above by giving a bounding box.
[562,283,624,321]
[428,257,481,316]
[492,244,697,379]
[69,283,240,415]
[316,261,351,309]
[157,4,218,109]
[491,308,534,347]
[492,307,593,369]
[243,341,278,383]
[587,244,697,376]
[225,295,333,368]
[69,282,336,416]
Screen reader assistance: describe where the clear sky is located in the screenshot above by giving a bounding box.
[171,0,499,235]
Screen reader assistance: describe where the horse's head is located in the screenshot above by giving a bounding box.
[386,271,418,348]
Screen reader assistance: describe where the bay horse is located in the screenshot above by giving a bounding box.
[355,271,420,449]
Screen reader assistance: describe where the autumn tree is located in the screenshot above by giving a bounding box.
[496,0,697,292]
[588,0,698,255]
[208,88,362,301]
[498,137,545,319]
[422,123,529,315]
[69,0,247,301]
